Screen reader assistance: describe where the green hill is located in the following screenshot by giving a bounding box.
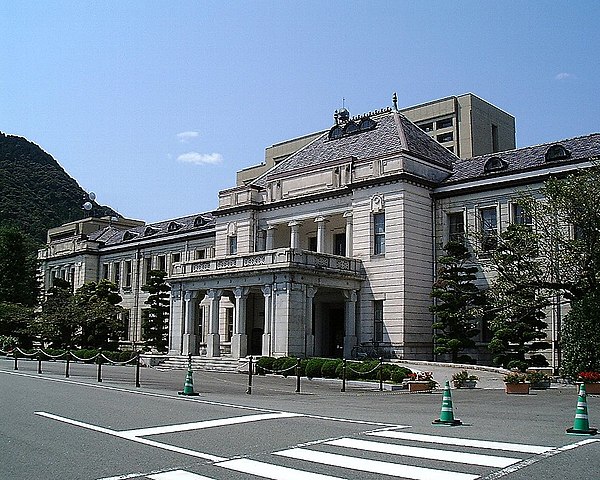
[0,132,117,244]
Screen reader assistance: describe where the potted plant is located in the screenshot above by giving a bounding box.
[503,372,530,394]
[406,371,437,392]
[577,371,600,394]
[526,371,551,390]
[452,370,478,389]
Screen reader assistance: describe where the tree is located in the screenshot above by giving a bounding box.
[0,225,38,306]
[75,280,124,349]
[430,241,486,363]
[35,278,79,348]
[487,224,551,369]
[561,293,600,377]
[141,270,170,352]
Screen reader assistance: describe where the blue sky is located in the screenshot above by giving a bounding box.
[2,1,599,223]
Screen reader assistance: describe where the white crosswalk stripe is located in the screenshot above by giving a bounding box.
[132,431,555,480]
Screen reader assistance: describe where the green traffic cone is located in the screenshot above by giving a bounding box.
[433,381,462,426]
[566,384,597,435]
[178,366,199,396]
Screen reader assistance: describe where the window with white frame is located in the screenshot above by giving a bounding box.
[228,235,238,255]
[479,207,498,252]
[512,203,532,229]
[374,300,384,343]
[373,213,385,255]
[114,261,121,287]
[124,260,132,288]
[447,211,465,244]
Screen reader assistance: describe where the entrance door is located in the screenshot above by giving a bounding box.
[325,307,344,358]
[334,233,346,256]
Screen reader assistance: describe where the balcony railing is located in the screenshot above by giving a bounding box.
[171,248,363,277]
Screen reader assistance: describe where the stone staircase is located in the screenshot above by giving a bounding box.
[156,356,247,373]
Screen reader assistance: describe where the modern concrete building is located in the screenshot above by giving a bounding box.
[37,93,597,371]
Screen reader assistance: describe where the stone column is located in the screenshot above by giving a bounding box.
[343,290,358,358]
[305,286,318,357]
[231,287,250,359]
[182,290,198,356]
[315,216,328,253]
[261,285,272,356]
[343,211,353,257]
[206,289,222,357]
[266,225,277,250]
[288,220,302,250]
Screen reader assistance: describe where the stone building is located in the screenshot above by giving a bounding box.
[37,94,599,370]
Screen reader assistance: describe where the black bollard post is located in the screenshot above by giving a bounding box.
[246,356,253,395]
[295,358,301,393]
[65,349,70,378]
[379,357,383,392]
[341,358,347,392]
[13,350,18,370]
[38,351,43,374]
[135,352,141,388]
[97,348,103,382]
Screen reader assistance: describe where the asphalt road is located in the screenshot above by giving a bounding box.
[1,358,599,480]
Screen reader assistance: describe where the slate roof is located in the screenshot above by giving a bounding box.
[252,110,457,186]
[87,213,215,246]
[444,133,600,185]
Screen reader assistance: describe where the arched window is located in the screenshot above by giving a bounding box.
[545,144,571,162]
[344,121,359,134]
[144,226,158,237]
[328,125,343,140]
[359,118,377,131]
[484,156,507,173]
[168,221,182,232]
[123,231,138,241]
[194,216,207,227]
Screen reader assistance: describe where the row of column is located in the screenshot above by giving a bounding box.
[180,285,358,359]
[261,211,353,255]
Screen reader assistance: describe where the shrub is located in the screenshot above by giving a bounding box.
[506,359,528,372]
[305,358,327,378]
[256,356,275,375]
[321,359,342,378]
[391,366,412,384]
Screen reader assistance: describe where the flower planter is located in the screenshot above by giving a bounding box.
[578,382,600,394]
[454,379,477,389]
[407,381,433,392]
[530,380,551,390]
[505,382,530,395]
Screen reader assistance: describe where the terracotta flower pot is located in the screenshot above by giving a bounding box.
[407,381,432,392]
[505,382,530,394]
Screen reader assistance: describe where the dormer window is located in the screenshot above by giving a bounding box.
[359,118,376,131]
[167,221,183,232]
[484,156,507,173]
[144,226,158,237]
[328,111,377,140]
[328,126,343,140]
[123,231,138,241]
[545,144,571,162]
[344,122,359,134]
[194,216,207,227]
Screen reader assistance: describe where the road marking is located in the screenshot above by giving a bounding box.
[148,470,215,480]
[121,412,303,438]
[369,430,554,454]
[34,411,226,462]
[273,448,479,480]
[217,458,347,479]
[327,437,520,467]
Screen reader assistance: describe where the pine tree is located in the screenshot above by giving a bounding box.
[487,224,551,370]
[141,270,170,352]
[430,241,485,363]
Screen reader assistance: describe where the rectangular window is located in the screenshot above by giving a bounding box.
[172,252,181,263]
[229,236,238,255]
[124,260,132,288]
[373,213,385,255]
[144,257,152,284]
[121,310,130,341]
[418,122,434,132]
[194,249,206,260]
[448,212,465,244]
[102,263,110,280]
[480,207,498,252]
[374,300,384,343]
[436,117,453,129]
[157,255,166,273]
[437,132,454,143]
[513,204,532,228]
[308,236,317,252]
[225,308,234,342]
[334,233,346,256]
[492,124,499,153]
[114,262,121,287]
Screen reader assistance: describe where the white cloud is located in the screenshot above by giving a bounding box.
[177,151,223,165]
[555,72,576,81]
[176,131,200,142]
